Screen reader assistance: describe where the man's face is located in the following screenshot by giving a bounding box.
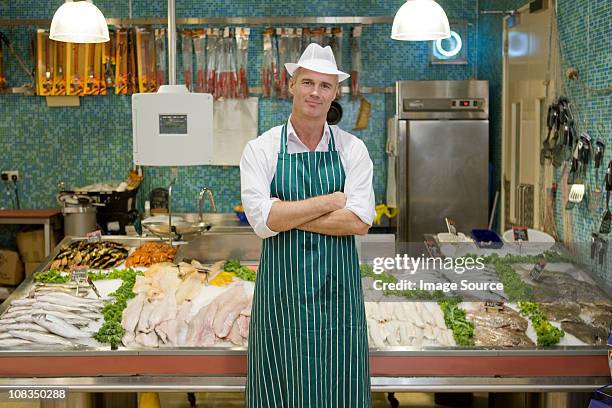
[289,68,338,120]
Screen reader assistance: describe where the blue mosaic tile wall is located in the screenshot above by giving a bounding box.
[554,0,612,285]
[1,1,478,216]
[478,0,612,285]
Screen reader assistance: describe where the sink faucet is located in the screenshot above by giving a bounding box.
[198,187,216,223]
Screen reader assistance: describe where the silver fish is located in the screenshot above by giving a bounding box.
[10,298,36,306]
[29,309,90,325]
[0,338,33,347]
[8,330,72,346]
[32,314,90,339]
[14,315,34,323]
[0,309,30,319]
[32,302,99,315]
[36,292,105,307]
[0,323,48,334]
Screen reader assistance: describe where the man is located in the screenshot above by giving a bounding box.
[240,43,375,407]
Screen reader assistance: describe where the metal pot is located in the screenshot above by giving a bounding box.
[63,206,97,237]
[59,194,98,236]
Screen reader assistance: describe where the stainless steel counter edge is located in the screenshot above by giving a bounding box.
[0,346,607,357]
[0,376,608,392]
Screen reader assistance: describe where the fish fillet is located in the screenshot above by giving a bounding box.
[212,286,250,338]
[122,293,146,334]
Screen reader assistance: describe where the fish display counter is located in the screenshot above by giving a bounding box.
[0,236,609,392]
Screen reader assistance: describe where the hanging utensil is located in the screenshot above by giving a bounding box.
[565,141,583,210]
[127,29,138,94]
[53,40,65,95]
[0,32,5,88]
[115,29,128,94]
[193,29,206,93]
[350,27,362,98]
[235,27,250,99]
[331,27,343,99]
[271,28,280,99]
[83,43,94,95]
[181,30,193,92]
[545,103,558,147]
[261,28,274,98]
[599,160,612,234]
[589,140,605,213]
[205,28,218,95]
[154,28,167,89]
[277,28,290,99]
[226,27,238,99]
[92,42,102,95]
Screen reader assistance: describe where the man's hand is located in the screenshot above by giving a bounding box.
[328,192,347,211]
[266,192,346,233]
[297,208,369,236]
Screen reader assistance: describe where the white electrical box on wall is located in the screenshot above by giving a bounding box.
[132,85,214,166]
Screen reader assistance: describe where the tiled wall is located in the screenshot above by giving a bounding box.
[554,0,612,285]
[1,1,478,235]
[478,0,612,285]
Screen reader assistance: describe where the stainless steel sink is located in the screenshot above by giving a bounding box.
[175,230,261,263]
[177,212,251,230]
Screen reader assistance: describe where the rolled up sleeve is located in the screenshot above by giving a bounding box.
[344,140,376,226]
[240,142,279,239]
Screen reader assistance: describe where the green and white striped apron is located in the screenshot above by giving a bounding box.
[246,122,371,408]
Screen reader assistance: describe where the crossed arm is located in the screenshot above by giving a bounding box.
[266,192,370,236]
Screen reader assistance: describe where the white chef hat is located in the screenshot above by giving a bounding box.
[285,43,350,82]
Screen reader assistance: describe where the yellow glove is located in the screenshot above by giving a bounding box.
[374,204,399,225]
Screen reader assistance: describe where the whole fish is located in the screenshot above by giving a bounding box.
[10,298,36,307]
[0,318,17,325]
[32,314,91,339]
[0,309,30,319]
[0,323,48,333]
[29,309,90,325]
[4,306,31,313]
[8,330,72,346]
[36,292,105,307]
[0,338,33,347]
[32,302,98,315]
[14,315,34,323]
[31,287,88,297]
[0,323,48,334]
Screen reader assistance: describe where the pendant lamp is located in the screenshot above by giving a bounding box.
[391,0,451,41]
[50,0,110,43]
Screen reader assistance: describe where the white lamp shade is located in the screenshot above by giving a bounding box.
[50,0,110,43]
[391,0,451,41]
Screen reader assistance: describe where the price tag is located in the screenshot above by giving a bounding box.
[484,300,504,312]
[70,266,88,284]
[423,234,444,258]
[86,230,103,243]
[530,258,547,281]
[513,226,529,242]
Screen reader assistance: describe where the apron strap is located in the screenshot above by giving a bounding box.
[281,121,338,153]
[327,124,337,152]
[280,123,288,154]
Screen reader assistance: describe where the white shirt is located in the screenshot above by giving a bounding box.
[240,118,376,239]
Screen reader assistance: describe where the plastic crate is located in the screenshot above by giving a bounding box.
[471,229,504,249]
[589,385,612,408]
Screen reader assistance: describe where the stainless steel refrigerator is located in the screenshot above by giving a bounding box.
[395,80,489,243]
